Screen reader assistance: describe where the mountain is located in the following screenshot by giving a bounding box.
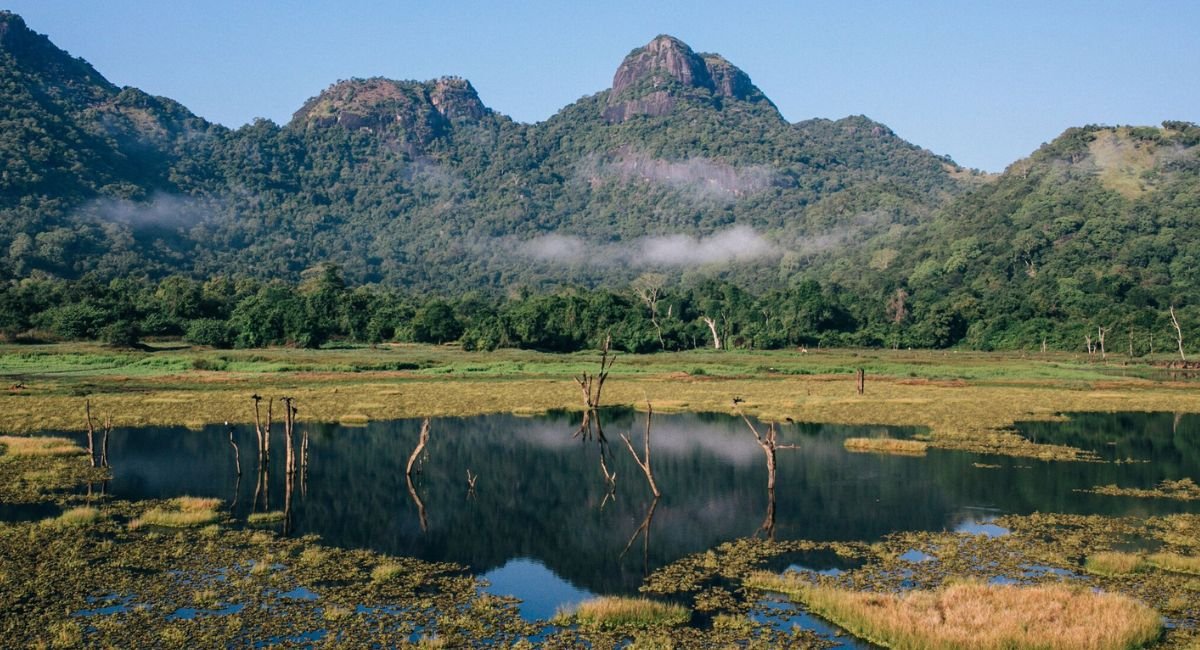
[0,14,971,290]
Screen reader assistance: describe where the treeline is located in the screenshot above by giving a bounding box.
[0,265,1192,355]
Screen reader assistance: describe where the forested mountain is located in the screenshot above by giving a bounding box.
[2,11,1198,351]
[0,15,969,289]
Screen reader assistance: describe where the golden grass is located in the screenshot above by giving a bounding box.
[844,437,928,456]
[568,596,691,629]
[130,496,222,529]
[0,436,82,457]
[1147,553,1200,576]
[747,573,1161,650]
[1084,551,1146,576]
[338,413,370,425]
[42,506,101,528]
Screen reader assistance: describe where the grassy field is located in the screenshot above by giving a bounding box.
[1,342,1197,460]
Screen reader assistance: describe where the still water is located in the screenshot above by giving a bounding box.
[64,410,1200,618]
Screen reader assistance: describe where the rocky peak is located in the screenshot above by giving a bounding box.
[429,76,487,121]
[604,35,774,123]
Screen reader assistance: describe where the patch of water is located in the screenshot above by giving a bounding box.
[752,595,877,650]
[480,558,591,622]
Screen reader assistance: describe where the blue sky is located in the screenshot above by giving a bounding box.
[7,0,1198,171]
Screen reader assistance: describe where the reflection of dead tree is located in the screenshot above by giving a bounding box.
[406,418,431,477]
[252,459,269,512]
[406,472,428,533]
[1175,412,1184,435]
[620,402,661,498]
[760,484,777,541]
[599,447,617,493]
[251,394,273,464]
[300,430,309,496]
[574,337,615,442]
[99,414,110,469]
[85,401,96,467]
[620,496,659,576]
[226,421,241,476]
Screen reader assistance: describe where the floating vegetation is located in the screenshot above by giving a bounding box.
[130,497,223,529]
[748,577,1161,650]
[844,437,928,456]
[1080,478,1200,501]
[562,596,691,630]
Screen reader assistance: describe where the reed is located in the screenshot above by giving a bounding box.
[567,596,691,629]
[1147,552,1200,576]
[130,496,222,529]
[1084,551,1145,576]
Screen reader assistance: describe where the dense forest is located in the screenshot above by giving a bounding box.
[1,12,1198,352]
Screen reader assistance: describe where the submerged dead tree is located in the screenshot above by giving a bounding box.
[281,397,298,475]
[251,394,273,464]
[405,419,432,532]
[226,421,241,476]
[84,401,112,468]
[733,399,797,539]
[620,402,661,498]
[574,336,616,442]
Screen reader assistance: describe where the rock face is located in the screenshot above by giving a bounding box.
[291,76,489,147]
[603,35,775,123]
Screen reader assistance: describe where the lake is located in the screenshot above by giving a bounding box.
[60,409,1200,621]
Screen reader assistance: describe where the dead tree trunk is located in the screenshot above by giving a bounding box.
[574,337,615,442]
[281,397,297,475]
[1084,333,1094,357]
[406,472,428,533]
[733,400,797,493]
[85,400,96,468]
[1129,327,1134,358]
[252,395,273,464]
[620,402,661,498]
[1098,326,1108,360]
[1170,306,1187,362]
[855,369,865,395]
[227,422,241,476]
[701,316,722,350]
[406,418,431,477]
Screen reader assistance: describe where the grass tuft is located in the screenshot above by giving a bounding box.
[568,596,691,630]
[42,506,101,528]
[747,573,1160,650]
[247,511,285,525]
[1147,553,1200,576]
[1085,551,1145,576]
[371,561,405,583]
[130,496,222,529]
[844,437,928,456]
[0,436,83,457]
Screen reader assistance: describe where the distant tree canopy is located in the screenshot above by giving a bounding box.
[0,267,1194,355]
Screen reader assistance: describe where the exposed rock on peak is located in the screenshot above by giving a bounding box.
[603,35,774,123]
[290,76,489,150]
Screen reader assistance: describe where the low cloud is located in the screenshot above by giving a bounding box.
[519,225,779,268]
[79,193,216,229]
[578,150,784,201]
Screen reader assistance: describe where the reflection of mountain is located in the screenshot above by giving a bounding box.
[65,411,1200,597]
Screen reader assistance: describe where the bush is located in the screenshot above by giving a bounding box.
[185,319,233,349]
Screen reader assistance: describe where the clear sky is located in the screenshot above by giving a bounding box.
[6,0,1198,171]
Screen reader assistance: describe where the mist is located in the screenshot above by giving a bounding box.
[518,225,780,268]
[577,150,783,201]
[79,193,217,229]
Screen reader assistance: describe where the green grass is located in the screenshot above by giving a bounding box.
[41,506,101,528]
[1084,551,1146,576]
[130,496,222,529]
[247,511,285,525]
[371,561,406,583]
[844,437,928,456]
[1147,553,1200,576]
[565,596,691,629]
[0,436,83,457]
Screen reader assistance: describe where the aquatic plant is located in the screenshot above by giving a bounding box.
[42,506,101,528]
[843,437,928,456]
[1084,551,1146,576]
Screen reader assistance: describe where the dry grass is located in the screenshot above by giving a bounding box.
[1085,551,1146,576]
[41,506,101,528]
[844,437,928,456]
[0,436,82,457]
[568,596,691,629]
[747,573,1161,650]
[130,496,222,529]
[1147,553,1200,576]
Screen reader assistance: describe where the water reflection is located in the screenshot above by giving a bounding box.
[57,410,1200,600]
